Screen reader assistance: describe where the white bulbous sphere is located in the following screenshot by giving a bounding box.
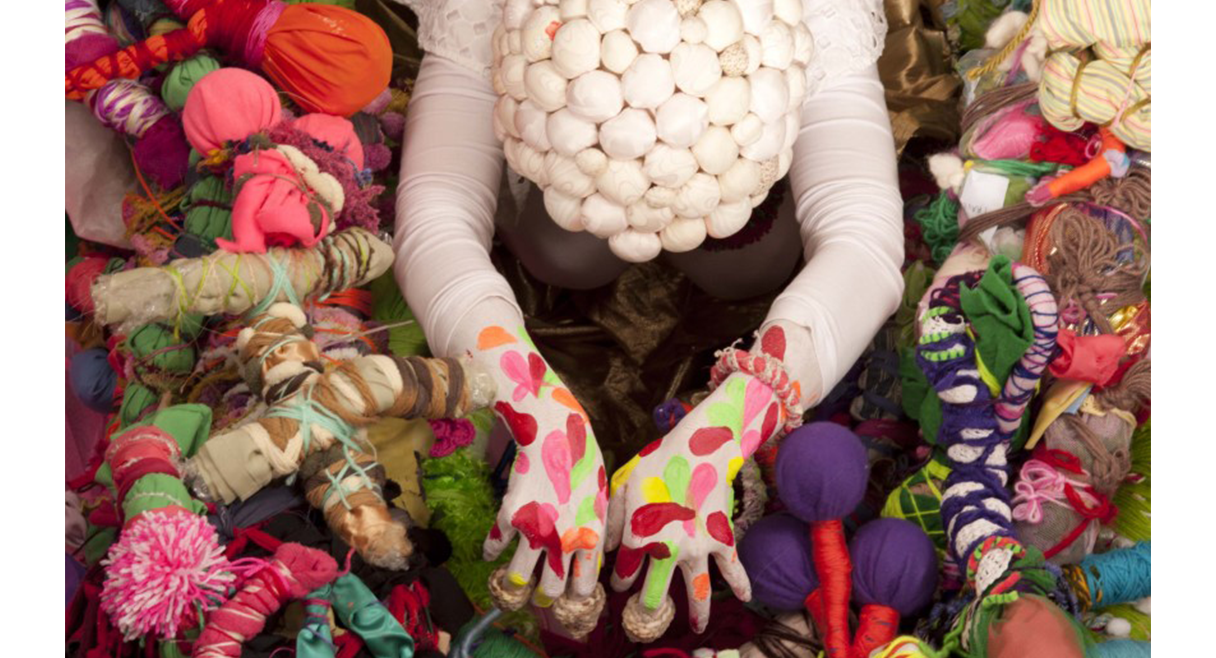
[627,0,681,53]
[645,184,679,207]
[546,152,598,197]
[759,20,793,69]
[581,193,629,237]
[627,200,675,231]
[699,0,744,51]
[739,116,785,161]
[508,29,523,54]
[601,30,639,74]
[544,186,587,230]
[576,147,609,175]
[502,54,529,100]
[748,66,789,123]
[772,0,802,26]
[656,93,709,148]
[782,111,799,152]
[521,6,562,61]
[493,24,509,59]
[737,0,773,36]
[567,70,623,122]
[560,0,589,19]
[525,61,568,111]
[792,22,814,66]
[680,16,707,44]
[785,64,806,111]
[504,0,533,29]
[600,108,657,160]
[595,158,650,206]
[588,0,628,32]
[777,146,793,179]
[660,216,708,251]
[643,143,699,188]
[706,77,750,125]
[621,54,675,109]
[547,108,599,156]
[552,19,602,78]
[515,100,553,151]
[742,34,762,74]
[505,138,549,184]
[705,199,751,237]
[730,113,764,145]
[609,229,663,262]
[717,156,761,202]
[492,68,508,96]
[495,96,522,140]
[670,43,722,97]
[691,125,739,175]
[673,172,721,218]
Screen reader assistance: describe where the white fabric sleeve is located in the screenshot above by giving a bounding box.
[390,0,505,79]
[393,55,525,358]
[764,63,905,403]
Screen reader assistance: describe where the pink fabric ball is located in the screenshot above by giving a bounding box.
[182,69,283,154]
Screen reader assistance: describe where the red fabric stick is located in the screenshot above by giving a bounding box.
[811,520,852,658]
[852,603,900,658]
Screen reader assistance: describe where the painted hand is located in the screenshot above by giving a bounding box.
[605,372,784,633]
[474,325,608,603]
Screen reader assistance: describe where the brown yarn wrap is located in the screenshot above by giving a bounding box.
[621,592,675,644]
[90,228,394,333]
[188,306,485,570]
[1044,208,1148,334]
[552,583,607,639]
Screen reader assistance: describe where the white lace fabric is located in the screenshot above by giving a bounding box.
[393,0,888,95]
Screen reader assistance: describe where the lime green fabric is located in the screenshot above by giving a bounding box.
[121,473,205,519]
[161,54,221,112]
[182,175,234,245]
[119,382,159,429]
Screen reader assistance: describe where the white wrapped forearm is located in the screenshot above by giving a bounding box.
[92,228,394,332]
[764,65,905,405]
[393,56,526,358]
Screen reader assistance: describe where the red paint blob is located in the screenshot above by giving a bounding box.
[639,438,665,458]
[496,401,538,447]
[567,413,586,465]
[512,502,565,577]
[630,502,696,538]
[706,511,734,547]
[759,403,780,446]
[690,427,735,456]
[760,326,786,360]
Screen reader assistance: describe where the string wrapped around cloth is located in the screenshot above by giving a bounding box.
[89,227,394,333]
[65,0,392,117]
[187,305,495,570]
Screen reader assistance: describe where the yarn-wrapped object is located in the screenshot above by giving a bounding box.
[65,0,392,117]
[776,422,869,658]
[193,543,339,657]
[70,347,119,413]
[187,305,494,569]
[89,227,394,332]
[181,67,283,154]
[490,0,814,261]
[848,518,939,658]
[1061,541,1150,613]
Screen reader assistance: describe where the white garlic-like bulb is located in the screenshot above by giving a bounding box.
[491,0,811,261]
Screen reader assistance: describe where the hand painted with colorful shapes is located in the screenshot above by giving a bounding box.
[604,372,786,634]
[474,325,608,605]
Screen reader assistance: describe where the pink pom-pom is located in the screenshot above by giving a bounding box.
[362,88,393,115]
[364,143,392,172]
[133,117,191,190]
[101,510,235,641]
[379,112,405,141]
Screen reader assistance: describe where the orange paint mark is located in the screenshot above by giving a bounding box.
[572,555,582,578]
[560,527,599,553]
[545,21,562,40]
[552,388,589,420]
[693,573,710,601]
[477,326,517,351]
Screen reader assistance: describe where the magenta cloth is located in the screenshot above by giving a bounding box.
[1048,327,1127,385]
[66,337,108,481]
[776,422,870,522]
[849,518,938,616]
[292,113,366,169]
[737,512,818,611]
[182,68,282,154]
[215,149,332,253]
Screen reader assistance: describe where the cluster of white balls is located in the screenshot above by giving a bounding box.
[491,0,813,262]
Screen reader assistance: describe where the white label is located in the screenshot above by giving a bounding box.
[959,169,1010,219]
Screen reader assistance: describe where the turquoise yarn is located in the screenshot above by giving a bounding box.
[1082,542,1151,607]
[1087,639,1151,658]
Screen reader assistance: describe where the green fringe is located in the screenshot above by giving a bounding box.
[368,272,431,358]
[1112,419,1150,542]
[915,191,962,265]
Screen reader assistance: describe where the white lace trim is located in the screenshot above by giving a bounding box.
[397,0,888,97]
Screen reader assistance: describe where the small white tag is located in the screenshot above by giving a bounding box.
[959,169,1010,219]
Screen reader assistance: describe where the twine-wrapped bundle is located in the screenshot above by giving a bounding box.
[188,306,495,569]
[91,228,393,332]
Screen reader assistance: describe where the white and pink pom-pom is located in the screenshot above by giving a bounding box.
[101,511,235,641]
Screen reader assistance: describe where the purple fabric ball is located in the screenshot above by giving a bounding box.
[776,422,870,522]
[133,117,190,190]
[737,513,817,611]
[849,518,939,616]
